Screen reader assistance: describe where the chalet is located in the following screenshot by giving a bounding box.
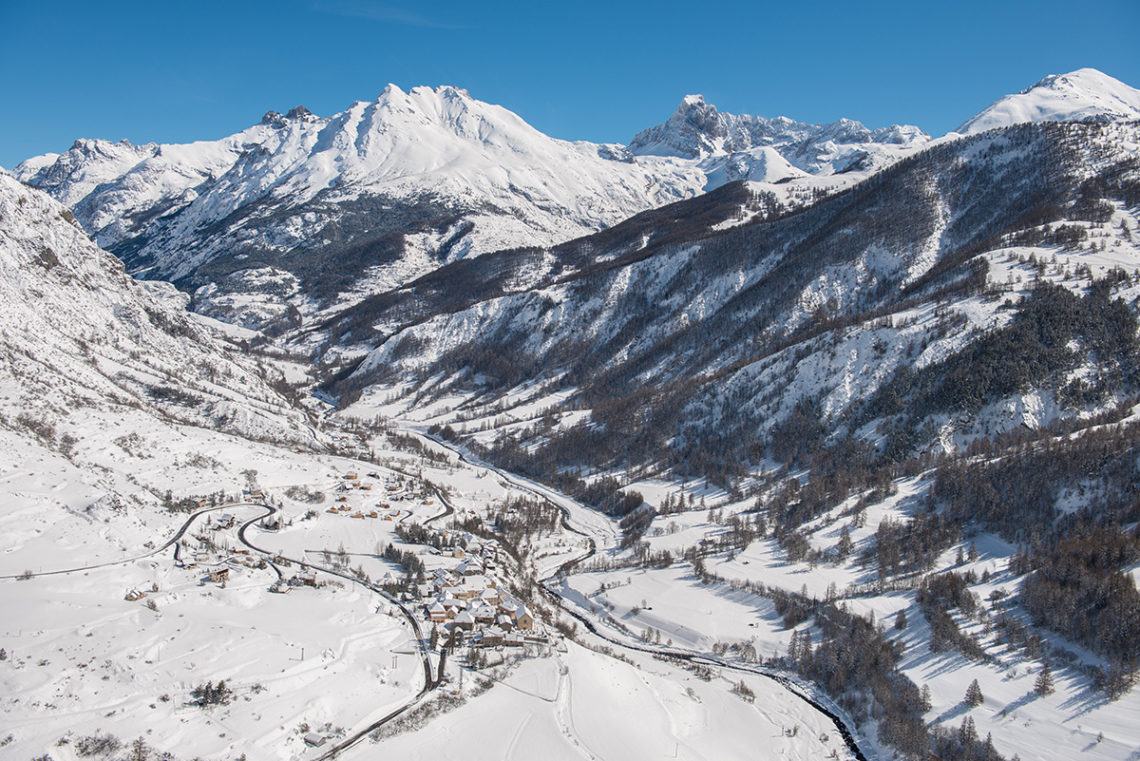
[288,572,317,587]
[124,589,146,602]
[479,627,505,647]
[514,605,534,631]
[232,548,250,556]
[304,733,326,747]
[343,473,358,480]
[208,568,230,584]
[497,613,514,631]
[479,587,501,606]
[427,602,447,623]
[215,514,235,529]
[450,546,466,559]
[453,610,475,631]
[456,559,483,576]
[474,605,497,624]
[269,580,290,594]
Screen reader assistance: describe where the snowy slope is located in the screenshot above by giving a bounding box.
[0,172,315,446]
[956,68,1140,134]
[337,118,1140,468]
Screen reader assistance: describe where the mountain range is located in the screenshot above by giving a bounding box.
[6,66,1140,761]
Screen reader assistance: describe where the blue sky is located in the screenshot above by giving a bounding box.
[2,0,1138,168]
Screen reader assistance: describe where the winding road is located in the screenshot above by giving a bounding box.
[0,502,255,580]
[411,428,872,761]
[4,435,871,760]
[233,505,439,760]
[2,498,440,759]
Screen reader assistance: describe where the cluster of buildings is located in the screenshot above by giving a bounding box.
[325,472,436,521]
[409,534,543,649]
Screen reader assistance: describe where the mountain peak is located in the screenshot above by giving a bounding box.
[629,95,929,174]
[956,67,1140,134]
[629,95,726,159]
[285,105,314,120]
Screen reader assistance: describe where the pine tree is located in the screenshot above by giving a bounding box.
[836,525,854,559]
[959,715,978,745]
[894,609,907,630]
[965,678,984,707]
[1034,662,1055,696]
[127,737,150,761]
[430,624,439,650]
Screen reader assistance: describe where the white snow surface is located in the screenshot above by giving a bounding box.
[956,68,1140,134]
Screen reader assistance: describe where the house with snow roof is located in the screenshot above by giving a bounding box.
[453,610,475,631]
[514,604,534,630]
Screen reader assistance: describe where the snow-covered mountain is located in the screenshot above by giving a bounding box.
[629,93,931,175]
[16,87,711,329]
[14,86,934,333]
[0,171,316,448]
[333,118,1140,467]
[14,69,1140,340]
[956,67,1140,134]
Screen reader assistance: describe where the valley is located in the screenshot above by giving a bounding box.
[3,65,1140,760]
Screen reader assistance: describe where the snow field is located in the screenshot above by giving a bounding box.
[375,640,856,761]
[1,537,421,760]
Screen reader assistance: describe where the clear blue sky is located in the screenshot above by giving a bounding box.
[2,0,1138,169]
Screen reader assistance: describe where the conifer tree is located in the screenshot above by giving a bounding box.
[1034,662,1055,696]
[965,678,984,707]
